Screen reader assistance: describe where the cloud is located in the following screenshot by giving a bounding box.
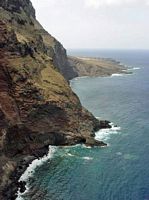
[30,0,149,49]
[85,0,149,8]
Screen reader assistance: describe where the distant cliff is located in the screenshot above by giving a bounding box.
[68,56,128,78]
[0,0,107,199]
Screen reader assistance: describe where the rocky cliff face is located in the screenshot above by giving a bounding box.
[0,1,106,199]
[0,0,35,18]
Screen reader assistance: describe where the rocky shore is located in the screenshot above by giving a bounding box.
[0,1,116,199]
[2,121,110,200]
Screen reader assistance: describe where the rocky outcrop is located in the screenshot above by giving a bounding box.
[0,1,108,199]
[0,0,35,18]
[68,56,129,78]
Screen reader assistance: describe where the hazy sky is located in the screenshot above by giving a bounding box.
[31,0,149,49]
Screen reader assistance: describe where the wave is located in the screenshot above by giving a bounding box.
[66,152,93,161]
[67,153,75,157]
[82,157,93,160]
[126,67,140,71]
[16,146,57,200]
[111,72,134,77]
[132,67,140,70]
[82,144,92,149]
[111,73,124,77]
[116,152,123,156]
[71,76,89,82]
[95,122,121,142]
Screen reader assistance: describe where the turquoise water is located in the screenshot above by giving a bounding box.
[22,50,149,200]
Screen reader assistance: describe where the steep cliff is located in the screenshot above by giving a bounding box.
[0,0,107,199]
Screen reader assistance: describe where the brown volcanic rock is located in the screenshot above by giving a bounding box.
[0,2,106,199]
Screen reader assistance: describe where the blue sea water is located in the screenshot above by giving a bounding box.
[20,49,149,200]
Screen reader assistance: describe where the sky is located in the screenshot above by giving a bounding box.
[31,0,149,49]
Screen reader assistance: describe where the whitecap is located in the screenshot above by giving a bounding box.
[82,156,93,160]
[66,152,93,160]
[67,153,75,157]
[109,123,121,131]
[116,152,123,156]
[16,146,57,200]
[111,73,123,77]
[132,67,140,70]
[127,67,140,71]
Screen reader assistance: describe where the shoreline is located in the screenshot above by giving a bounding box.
[2,146,50,200]
[4,54,133,199]
[12,62,140,200]
[15,121,121,200]
[16,146,57,200]
[13,53,130,199]
[14,120,111,199]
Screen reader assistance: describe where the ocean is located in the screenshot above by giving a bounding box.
[17,49,149,200]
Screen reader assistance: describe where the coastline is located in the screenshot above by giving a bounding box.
[2,53,132,199]
[13,58,137,199]
[15,118,122,200]
[11,54,143,200]
[0,0,143,199]
[2,146,50,200]
[13,55,131,199]
[14,119,112,199]
[16,146,57,200]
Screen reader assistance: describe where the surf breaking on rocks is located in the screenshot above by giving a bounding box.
[95,122,121,142]
[16,146,57,200]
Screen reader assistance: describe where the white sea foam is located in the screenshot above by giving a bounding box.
[111,73,123,77]
[132,67,140,70]
[96,117,101,120]
[16,146,57,200]
[133,67,141,70]
[67,153,75,157]
[82,144,92,149]
[67,153,93,160]
[95,123,121,141]
[82,156,93,160]
[72,76,89,81]
[127,67,140,71]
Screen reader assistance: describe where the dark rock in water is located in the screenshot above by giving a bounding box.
[85,137,107,147]
[94,140,107,147]
[99,120,112,129]
[18,181,26,193]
